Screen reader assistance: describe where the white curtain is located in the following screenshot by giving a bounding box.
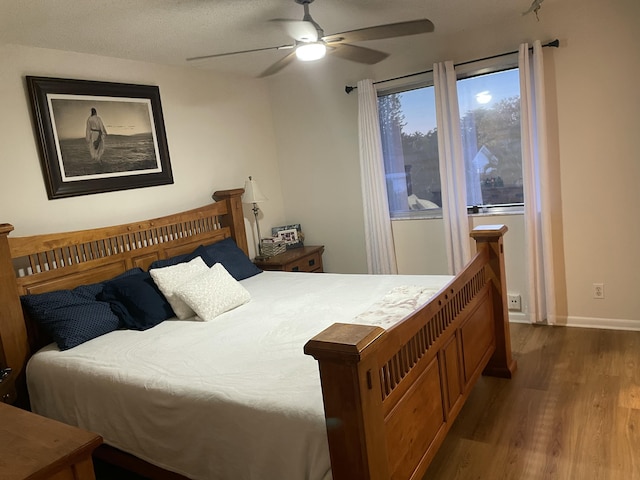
[519,41,556,324]
[433,62,471,274]
[357,79,398,274]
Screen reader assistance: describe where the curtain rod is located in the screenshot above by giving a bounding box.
[344,39,559,94]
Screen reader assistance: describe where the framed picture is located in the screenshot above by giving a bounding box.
[26,76,173,199]
[272,224,304,249]
[276,228,298,245]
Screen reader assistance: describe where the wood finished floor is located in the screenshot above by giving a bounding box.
[423,323,640,480]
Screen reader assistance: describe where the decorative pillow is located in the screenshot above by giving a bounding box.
[148,245,214,270]
[20,268,144,351]
[149,256,210,319]
[202,237,262,280]
[98,271,174,330]
[175,263,251,322]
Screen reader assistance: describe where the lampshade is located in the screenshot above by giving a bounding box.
[242,176,268,204]
[296,42,326,62]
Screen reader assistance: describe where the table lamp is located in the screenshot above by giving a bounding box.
[242,176,268,259]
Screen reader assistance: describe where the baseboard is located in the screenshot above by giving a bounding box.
[553,315,640,331]
[508,313,640,331]
[508,312,529,324]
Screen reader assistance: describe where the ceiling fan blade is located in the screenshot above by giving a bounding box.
[258,50,298,77]
[270,19,318,41]
[323,19,434,44]
[186,44,294,62]
[328,43,389,65]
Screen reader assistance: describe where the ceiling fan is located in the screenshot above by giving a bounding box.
[186,0,434,77]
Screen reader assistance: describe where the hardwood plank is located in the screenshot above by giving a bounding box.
[423,323,640,480]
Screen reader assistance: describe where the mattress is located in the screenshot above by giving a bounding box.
[26,271,452,480]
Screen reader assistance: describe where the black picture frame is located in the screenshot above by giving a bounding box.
[26,76,173,199]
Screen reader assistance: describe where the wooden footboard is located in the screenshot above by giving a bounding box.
[305,225,515,480]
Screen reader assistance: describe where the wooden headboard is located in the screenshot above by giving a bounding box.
[0,188,247,405]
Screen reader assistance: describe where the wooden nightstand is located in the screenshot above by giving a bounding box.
[254,245,324,273]
[0,402,103,480]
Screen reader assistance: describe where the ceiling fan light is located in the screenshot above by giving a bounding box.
[295,42,326,61]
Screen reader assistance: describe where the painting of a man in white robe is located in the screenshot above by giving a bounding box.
[48,95,162,181]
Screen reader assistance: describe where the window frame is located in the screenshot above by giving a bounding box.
[377,53,524,220]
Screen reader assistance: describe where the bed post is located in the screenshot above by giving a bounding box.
[470,224,517,378]
[0,224,30,390]
[212,188,249,256]
[304,323,390,480]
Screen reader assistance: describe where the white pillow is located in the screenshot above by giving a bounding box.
[149,256,210,319]
[175,263,251,322]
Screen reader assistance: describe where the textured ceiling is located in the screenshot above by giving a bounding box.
[0,0,546,77]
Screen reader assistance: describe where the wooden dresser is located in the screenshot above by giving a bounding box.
[0,402,102,480]
[254,245,324,273]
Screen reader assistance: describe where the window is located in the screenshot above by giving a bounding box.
[378,64,523,219]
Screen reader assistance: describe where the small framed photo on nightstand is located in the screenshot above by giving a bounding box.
[276,228,298,244]
[272,224,304,249]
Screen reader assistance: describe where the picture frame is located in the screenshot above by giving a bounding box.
[272,224,304,249]
[26,76,173,199]
[275,228,298,245]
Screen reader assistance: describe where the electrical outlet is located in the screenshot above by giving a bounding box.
[593,283,604,299]
[508,294,521,311]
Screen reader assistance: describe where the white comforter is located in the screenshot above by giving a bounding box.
[27,271,451,480]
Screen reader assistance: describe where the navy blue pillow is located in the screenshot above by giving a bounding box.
[148,245,214,270]
[99,271,174,330]
[21,268,144,351]
[202,237,262,280]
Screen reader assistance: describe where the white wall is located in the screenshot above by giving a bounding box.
[0,44,286,245]
[392,214,527,324]
[267,0,640,328]
[267,64,368,274]
[391,218,448,275]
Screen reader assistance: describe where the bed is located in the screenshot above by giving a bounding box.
[0,188,516,480]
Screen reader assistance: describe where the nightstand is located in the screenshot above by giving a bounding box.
[0,402,103,480]
[254,245,324,273]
